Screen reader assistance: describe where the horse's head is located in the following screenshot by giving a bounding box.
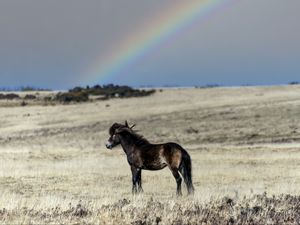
[106,121,135,150]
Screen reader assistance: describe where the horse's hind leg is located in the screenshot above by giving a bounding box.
[179,153,195,195]
[179,166,192,194]
[169,167,182,196]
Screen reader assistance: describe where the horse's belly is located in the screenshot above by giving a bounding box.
[142,163,167,171]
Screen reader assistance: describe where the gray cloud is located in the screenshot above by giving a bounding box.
[0,0,299,89]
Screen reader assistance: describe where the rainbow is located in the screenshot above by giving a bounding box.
[80,0,238,85]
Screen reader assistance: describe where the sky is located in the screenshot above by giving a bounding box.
[0,0,299,89]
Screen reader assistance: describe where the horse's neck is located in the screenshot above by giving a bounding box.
[120,136,135,154]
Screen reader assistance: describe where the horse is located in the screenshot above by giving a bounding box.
[105,121,195,196]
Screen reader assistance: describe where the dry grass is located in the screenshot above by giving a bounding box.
[3,193,300,224]
[1,85,300,224]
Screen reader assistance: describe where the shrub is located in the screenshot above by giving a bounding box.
[63,84,156,102]
[21,101,27,106]
[0,93,20,100]
[21,86,51,91]
[24,94,37,100]
[56,92,89,103]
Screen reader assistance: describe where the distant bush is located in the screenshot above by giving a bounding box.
[69,84,155,97]
[0,84,155,103]
[21,86,51,92]
[196,84,220,89]
[24,94,37,100]
[289,81,299,85]
[43,96,53,101]
[0,93,20,100]
[0,86,51,92]
[21,101,27,106]
[56,91,89,103]
[69,86,85,93]
[64,84,155,102]
[6,93,21,100]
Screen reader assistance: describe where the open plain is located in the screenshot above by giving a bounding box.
[1,85,300,224]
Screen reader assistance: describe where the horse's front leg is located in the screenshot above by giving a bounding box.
[137,169,143,193]
[130,166,139,194]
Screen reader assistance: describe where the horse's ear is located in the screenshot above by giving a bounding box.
[125,120,129,127]
[130,124,136,129]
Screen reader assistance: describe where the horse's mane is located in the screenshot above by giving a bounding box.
[109,122,150,146]
[128,129,150,146]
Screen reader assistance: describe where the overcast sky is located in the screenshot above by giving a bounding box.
[0,0,299,89]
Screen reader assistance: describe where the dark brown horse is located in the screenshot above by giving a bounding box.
[105,121,194,195]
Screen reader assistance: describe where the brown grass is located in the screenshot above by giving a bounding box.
[1,85,300,224]
[1,194,300,224]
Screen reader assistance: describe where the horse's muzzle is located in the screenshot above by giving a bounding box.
[105,143,113,150]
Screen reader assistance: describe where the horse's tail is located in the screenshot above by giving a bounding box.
[179,150,195,195]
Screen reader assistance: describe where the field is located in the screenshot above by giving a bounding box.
[1,85,300,224]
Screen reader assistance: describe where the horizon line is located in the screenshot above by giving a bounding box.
[0,82,299,92]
